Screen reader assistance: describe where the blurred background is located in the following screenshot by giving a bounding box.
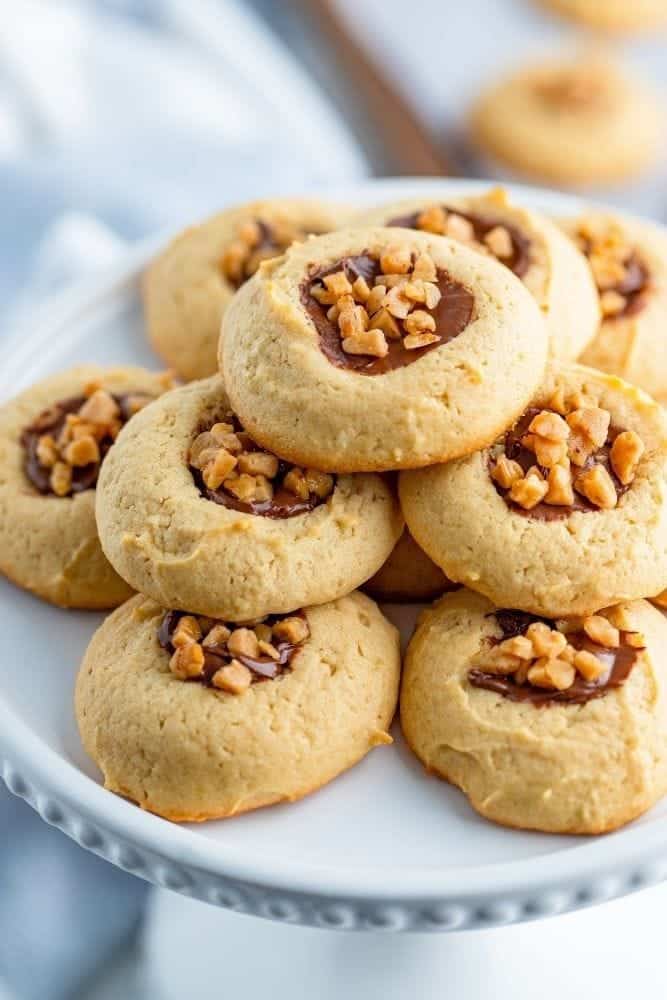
[1,1,666,998]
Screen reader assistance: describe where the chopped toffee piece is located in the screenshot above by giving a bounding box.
[387,197,532,279]
[189,414,335,518]
[158,608,309,692]
[468,608,644,705]
[489,388,643,520]
[220,217,322,289]
[570,218,651,320]
[21,385,154,496]
[301,250,474,375]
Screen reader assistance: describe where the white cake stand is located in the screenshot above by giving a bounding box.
[2,179,667,1000]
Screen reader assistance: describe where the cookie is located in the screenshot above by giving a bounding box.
[144,198,348,382]
[561,211,667,403]
[535,0,667,33]
[221,226,548,472]
[400,363,667,617]
[96,375,403,619]
[364,529,454,602]
[401,589,667,834]
[0,365,171,608]
[356,187,598,362]
[470,55,661,187]
[76,591,400,821]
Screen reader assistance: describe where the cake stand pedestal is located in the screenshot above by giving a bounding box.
[143,882,667,1000]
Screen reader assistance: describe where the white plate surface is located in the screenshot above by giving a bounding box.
[2,178,667,932]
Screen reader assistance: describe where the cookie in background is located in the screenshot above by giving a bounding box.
[144,198,350,381]
[561,211,667,403]
[470,53,662,188]
[355,187,598,361]
[534,0,667,33]
[364,529,456,603]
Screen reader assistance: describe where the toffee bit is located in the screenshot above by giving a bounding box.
[23,388,156,497]
[490,390,643,515]
[309,248,445,360]
[189,415,335,517]
[470,611,638,697]
[220,217,314,287]
[161,610,311,694]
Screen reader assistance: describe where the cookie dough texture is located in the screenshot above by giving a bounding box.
[561,211,667,403]
[96,376,403,619]
[364,529,452,602]
[76,591,400,821]
[221,226,548,472]
[400,363,667,617]
[0,365,168,609]
[535,0,667,32]
[144,198,348,382]
[401,590,667,834]
[470,57,661,187]
[356,189,599,362]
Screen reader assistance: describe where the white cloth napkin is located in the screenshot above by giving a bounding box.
[0,3,365,998]
[0,0,366,331]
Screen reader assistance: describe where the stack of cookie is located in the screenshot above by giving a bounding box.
[3,188,667,835]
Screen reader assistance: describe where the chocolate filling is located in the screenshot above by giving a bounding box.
[301,253,474,376]
[21,393,139,496]
[193,463,323,518]
[468,609,643,706]
[604,251,651,320]
[491,407,630,521]
[577,234,652,321]
[158,609,305,685]
[190,415,335,519]
[387,207,532,279]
